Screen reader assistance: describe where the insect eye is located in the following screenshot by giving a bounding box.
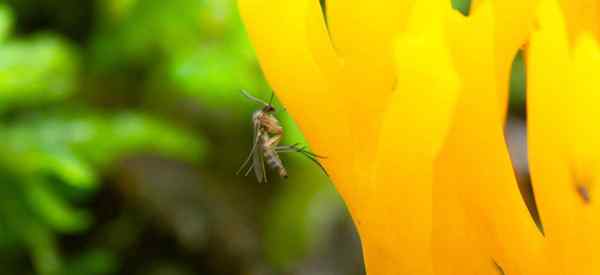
[265,105,276,112]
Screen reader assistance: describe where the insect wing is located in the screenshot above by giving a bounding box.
[239,117,267,183]
[245,119,266,183]
[252,133,267,183]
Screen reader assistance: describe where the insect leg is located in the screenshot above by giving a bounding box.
[245,141,267,182]
[237,143,258,175]
[244,161,255,176]
[299,152,329,177]
[276,144,329,176]
[276,144,326,159]
[237,121,262,175]
[296,147,326,159]
[265,134,282,149]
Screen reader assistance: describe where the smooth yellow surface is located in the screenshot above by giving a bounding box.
[490,0,538,119]
[237,0,362,219]
[239,0,600,274]
[529,1,600,274]
[240,0,462,273]
[559,0,600,43]
[361,1,459,274]
[437,2,546,274]
[325,0,415,178]
[471,0,538,120]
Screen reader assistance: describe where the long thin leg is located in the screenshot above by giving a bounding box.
[276,144,326,159]
[235,121,260,176]
[237,123,262,175]
[237,142,258,175]
[265,134,282,149]
[245,143,267,182]
[260,152,267,183]
[244,161,254,177]
[276,144,329,176]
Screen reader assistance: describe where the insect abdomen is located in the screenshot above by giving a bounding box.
[264,149,288,179]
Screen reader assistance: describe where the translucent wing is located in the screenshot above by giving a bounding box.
[252,139,267,183]
[251,126,267,183]
[240,119,267,183]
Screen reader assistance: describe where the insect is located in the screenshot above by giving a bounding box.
[237,90,327,183]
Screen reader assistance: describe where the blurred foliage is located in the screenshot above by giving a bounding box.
[0,1,359,275]
[90,0,269,109]
[0,35,78,112]
[0,4,13,42]
[264,171,343,269]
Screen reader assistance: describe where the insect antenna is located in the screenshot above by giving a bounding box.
[268,92,275,106]
[241,90,268,106]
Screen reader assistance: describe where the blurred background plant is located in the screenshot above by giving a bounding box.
[0,0,364,274]
[0,0,534,274]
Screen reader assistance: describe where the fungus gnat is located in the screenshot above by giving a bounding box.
[237,90,327,183]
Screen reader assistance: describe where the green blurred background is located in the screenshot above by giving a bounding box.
[0,0,534,275]
[0,0,361,274]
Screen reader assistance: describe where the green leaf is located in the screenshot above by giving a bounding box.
[1,111,207,174]
[0,3,14,42]
[0,35,79,112]
[24,224,63,275]
[25,178,92,233]
[169,45,268,108]
[40,151,98,190]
